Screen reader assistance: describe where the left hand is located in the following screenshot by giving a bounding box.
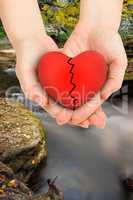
[57,22,127,128]
[15,35,73,125]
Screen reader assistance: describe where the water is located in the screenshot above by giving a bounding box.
[1,67,133,200]
[29,101,133,200]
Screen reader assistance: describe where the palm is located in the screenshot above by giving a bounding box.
[16,35,73,124]
[88,30,127,100]
[63,24,127,127]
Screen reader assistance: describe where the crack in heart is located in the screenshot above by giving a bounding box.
[67,58,78,110]
[38,51,108,110]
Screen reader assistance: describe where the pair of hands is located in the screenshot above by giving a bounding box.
[15,22,127,128]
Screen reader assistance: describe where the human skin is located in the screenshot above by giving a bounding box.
[0,0,104,129]
[0,0,73,126]
[60,0,127,126]
[0,0,127,128]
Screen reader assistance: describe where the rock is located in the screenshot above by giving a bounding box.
[122,177,133,193]
[124,39,133,80]
[0,161,63,200]
[0,161,32,200]
[0,68,19,94]
[32,178,64,200]
[0,48,16,68]
[0,37,12,50]
[0,98,47,183]
[33,196,50,200]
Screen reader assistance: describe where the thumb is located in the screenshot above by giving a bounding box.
[62,37,83,58]
[101,60,127,100]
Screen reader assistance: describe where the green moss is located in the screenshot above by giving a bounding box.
[0,98,47,182]
[28,111,48,153]
[125,72,133,80]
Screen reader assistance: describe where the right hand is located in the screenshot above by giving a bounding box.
[15,35,73,124]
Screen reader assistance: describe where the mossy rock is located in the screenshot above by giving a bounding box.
[0,98,47,183]
[32,178,64,200]
[33,194,63,200]
[0,161,32,200]
[33,196,51,200]
[0,161,64,200]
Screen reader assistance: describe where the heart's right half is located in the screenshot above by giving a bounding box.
[38,51,108,110]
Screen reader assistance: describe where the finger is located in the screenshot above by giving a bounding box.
[56,108,73,125]
[70,106,106,129]
[79,120,90,128]
[63,31,87,58]
[45,98,73,124]
[79,107,106,129]
[16,66,48,106]
[44,98,63,118]
[71,92,104,124]
[63,44,79,58]
[27,83,48,107]
[69,120,90,128]
[16,65,73,122]
[89,107,106,128]
[101,59,127,100]
[80,120,90,126]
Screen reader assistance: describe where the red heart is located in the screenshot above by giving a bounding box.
[38,51,108,110]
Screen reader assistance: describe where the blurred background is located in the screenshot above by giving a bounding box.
[0,0,132,97]
[0,2,133,199]
[0,0,133,77]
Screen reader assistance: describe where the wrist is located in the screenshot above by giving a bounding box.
[14,34,58,64]
[14,33,52,54]
[77,19,119,36]
[79,0,122,34]
[12,32,47,52]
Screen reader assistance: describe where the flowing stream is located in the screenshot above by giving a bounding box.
[0,54,133,200]
[0,3,133,198]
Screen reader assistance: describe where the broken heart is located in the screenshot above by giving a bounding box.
[38,51,108,110]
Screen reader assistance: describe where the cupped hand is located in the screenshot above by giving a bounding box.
[60,22,127,128]
[15,35,73,123]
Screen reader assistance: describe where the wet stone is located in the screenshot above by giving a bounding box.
[0,161,32,200]
[0,161,63,200]
[123,177,133,192]
[32,178,64,200]
[0,68,19,94]
[0,48,16,68]
[0,98,47,183]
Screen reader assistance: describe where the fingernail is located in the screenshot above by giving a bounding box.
[56,120,65,125]
[99,122,106,129]
[82,121,89,126]
[84,126,89,129]
[80,125,89,128]
[101,92,110,100]
[100,125,105,129]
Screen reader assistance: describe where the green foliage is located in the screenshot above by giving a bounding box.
[41,0,133,46]
[0,0,132,46]
[0,21,6,39]
[41,0,80,46]
[119,0,133,43]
